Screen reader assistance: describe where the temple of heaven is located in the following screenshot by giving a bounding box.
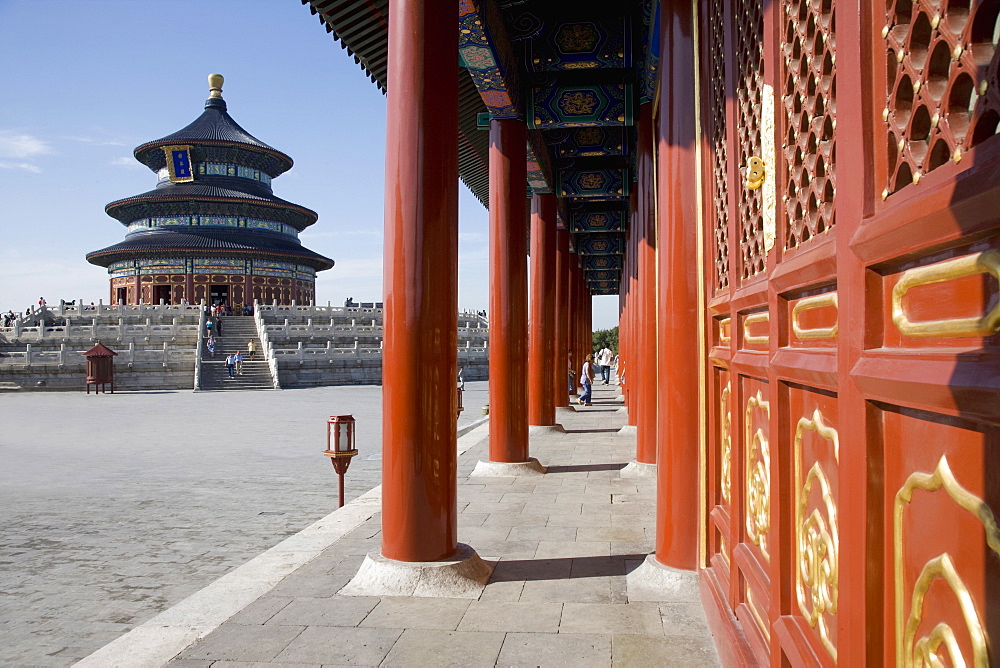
[87,74,333,308]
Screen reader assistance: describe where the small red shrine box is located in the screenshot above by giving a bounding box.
[82,341,117,394]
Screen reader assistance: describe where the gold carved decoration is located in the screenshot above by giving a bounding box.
[746,156,766,190]
[892,250,1000,339]
[894,456,1000,667]
[794,409,840,661]
[746,583,771,641]
[579,172,606,190]
[720,535,730,565]
[745,391,771,561]
[719,317,732,345]
[720,381,732,504]
[792,293,839,341]
[558,90,600,116]
[743,312,770,346]
[554,23,600,53]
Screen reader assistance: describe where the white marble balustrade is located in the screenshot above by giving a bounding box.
[0,342,197,367]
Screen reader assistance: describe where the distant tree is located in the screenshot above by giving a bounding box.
[592,326,618,353]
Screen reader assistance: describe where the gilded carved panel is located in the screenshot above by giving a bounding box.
[794,408,840,661]
[894,456,1000,667]
[745,389,771,561]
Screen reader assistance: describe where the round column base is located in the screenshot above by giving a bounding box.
[339,543,492,599]
[528,424,566,435]
[625,554,699,602]
[620,461,657,478]
[617,424,637,436]
[470,458,547,477]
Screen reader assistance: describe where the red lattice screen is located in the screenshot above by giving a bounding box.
[782,0,837,248]
[708,0,730,292]
[883,0,1000,196]
[735,0,767,279]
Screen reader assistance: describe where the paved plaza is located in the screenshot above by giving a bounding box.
[0,383,488,666]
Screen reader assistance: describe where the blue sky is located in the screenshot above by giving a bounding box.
[0,0,618,329]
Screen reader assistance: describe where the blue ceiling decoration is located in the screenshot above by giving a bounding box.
[549,127,626,159]
[459,0,521,119]
[577,233,624,255]
[586,269,621,281]
[581,254,622,271]
[559,167,628,199]
[525,18,630,73]
[570,209,626,233]
[640,1,660,104]
[528,82,633,129]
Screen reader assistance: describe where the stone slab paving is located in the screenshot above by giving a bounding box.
[145,385,720,667]
[0,382,488,667]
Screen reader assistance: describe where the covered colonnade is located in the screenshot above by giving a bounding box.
[303,0,1000,664]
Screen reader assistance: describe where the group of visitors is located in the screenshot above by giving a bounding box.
[2,311,17,327]
[213,338,257,378]
[575,345,618,406]
[222,340,257,378]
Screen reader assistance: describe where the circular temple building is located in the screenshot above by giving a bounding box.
[87,74,333,308]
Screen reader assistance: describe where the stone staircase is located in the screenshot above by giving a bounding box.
[199,316,274,391]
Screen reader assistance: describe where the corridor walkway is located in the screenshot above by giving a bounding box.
[81,385,720,666]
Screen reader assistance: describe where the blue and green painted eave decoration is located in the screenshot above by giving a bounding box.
[576,233,624,256]
[641,1,660,104]
[524,18,631,73]
[529,83,633,130]
[559,167,629,199]
[459,0,520,119]
[570,209,626,233]
[586,269,621,282]
[550,127,626,159]
[580,255,622,271]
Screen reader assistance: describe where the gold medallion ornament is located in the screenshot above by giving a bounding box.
[894,456,1000,667]
[745,390,771,560]
[794,409,839,661]
[558,90,600,116]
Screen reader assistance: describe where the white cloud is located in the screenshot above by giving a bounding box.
[110,156,144,170]
[0,161,42,173]
[64,135,130,147]
[0,131,52,159]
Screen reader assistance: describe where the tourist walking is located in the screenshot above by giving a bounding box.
[596,346,614,384]
[247,339,256,361]
[234,351,244,376]
[225,354,236,379]
[205,318,214,338]
[206,336,216,357]
[578,353,595,406]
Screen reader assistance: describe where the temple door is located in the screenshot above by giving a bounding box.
[699,0,1000,665]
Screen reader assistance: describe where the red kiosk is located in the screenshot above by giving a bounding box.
[82,342,117,394]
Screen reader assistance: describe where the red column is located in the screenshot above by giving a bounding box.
[381,0,458,563]
[553,228,570,406]
[528,193,557,426]
[488,119,529,463]
[567,256,580,396]
[655,0,699,569]
[635,105,657,464]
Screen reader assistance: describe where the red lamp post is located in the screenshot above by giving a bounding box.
[323,415,358,508]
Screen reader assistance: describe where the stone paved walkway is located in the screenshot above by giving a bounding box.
[80,385,720,666]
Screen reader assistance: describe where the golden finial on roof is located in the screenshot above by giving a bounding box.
[208,73,224,98]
